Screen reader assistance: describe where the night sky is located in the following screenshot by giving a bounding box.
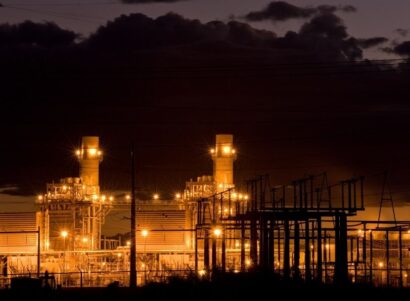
[1,1,410,233]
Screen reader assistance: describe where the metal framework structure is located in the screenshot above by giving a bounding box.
[2,134,410,288]
[194,174,410,287]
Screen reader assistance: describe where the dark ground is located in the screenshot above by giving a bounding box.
[1,272,409,301]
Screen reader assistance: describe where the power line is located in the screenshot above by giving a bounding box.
[2,4,106,23]
[2,1,119,6]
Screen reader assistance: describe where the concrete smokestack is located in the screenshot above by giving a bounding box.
[77,136,102,186]
[211,134,236,192]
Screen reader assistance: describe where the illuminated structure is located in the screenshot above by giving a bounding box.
[211,134,236,192]
[184,134,237,200]
[2,133,410,288]
[36,136,111,251]
[78,136,102,187]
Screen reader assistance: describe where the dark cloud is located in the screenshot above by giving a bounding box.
[300,13,348,39]
[0,21,77,47]
[395,28,408,37]
[245,2,315,22]
[394,41,410,56]
[245,1,356,22]
[340,5,356,13]
[121,0,185,3]
[356,37,388,49]
[86,13,276,50]
[1,13,409,203]
[317,4,357,14]
[85,12,361,61]
[292,13,361,60]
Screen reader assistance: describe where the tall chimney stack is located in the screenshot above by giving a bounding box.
[211,134,236,192]
[76,136,102,187]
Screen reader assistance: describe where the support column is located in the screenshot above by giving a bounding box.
[386,230,390,287]
[284,219,290,278]
[269,220,275,271]
[305,220,311,281]
[363,223,367,282]
[194,228,198,273]
[369,230,373,284]
[317,217,322,282]
[212,235,217,272]
[259,217,266,268]
[294,221,300,278]
[399,229,403,288]
[204,229,210,272]
[221,231,226,272]
[250,218,258,266]
[240,220,245,272]
[334,213,348,285]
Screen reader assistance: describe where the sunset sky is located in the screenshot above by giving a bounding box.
[1,1,410,234]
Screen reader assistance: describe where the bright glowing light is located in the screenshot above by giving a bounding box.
[405,273,408,278]
[141,229,149,237]
[210,148,215,154]
[97,150,102,156]
[101,195,106,202]
[127,240,131,246]
[61,231,68,238]
[245,243,249,248]
[88,148,97,156]
[75,149,81,156]
[238,194,243,200]
[117,253,122,257]
[92,194,98,201]
[232,193,238,199]
[175,193,181,199]
[62,185,67,191]
[234,269,239,273]
[109,196,114,201]
[82,237,88,243]
[223,208,228,213]
[231,149,236,154]
[153,193,159,200]
[235,241,240,248]
[223,146,231,154]
[37,195,43,201]
[310,244,314,249]
[45,242,50,248]
[213,228,222,237]
[125,195,130,200]
[378,262,384,268]
[325,244,330,249]
[198,269,206,276]
[244,195,249,200]
[246,260,251,266]
[141,263,145,268]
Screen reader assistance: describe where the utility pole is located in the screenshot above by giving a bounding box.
[37,226,41,278]
[130,144,137,288]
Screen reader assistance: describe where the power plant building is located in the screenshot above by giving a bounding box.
[0,133,407,288]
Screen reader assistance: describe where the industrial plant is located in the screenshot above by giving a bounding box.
[0,134,409,288]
